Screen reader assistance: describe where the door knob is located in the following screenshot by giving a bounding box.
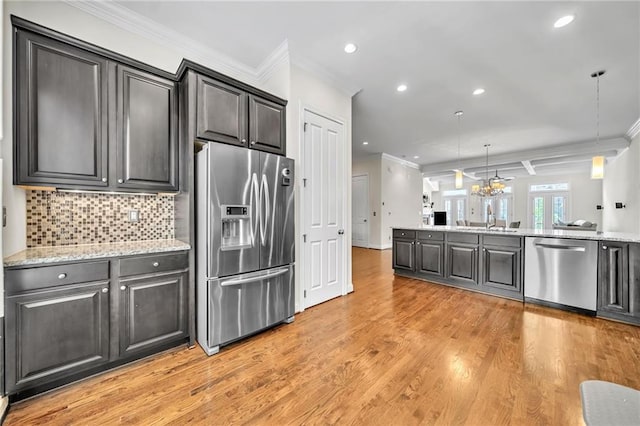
[338,229,344,235]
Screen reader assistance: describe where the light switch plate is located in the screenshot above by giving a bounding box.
[129,210,139,222]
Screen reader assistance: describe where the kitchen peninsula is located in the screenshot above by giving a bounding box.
[392,226,640,326]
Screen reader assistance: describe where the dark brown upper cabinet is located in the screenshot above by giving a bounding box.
[195,73,286,156]
[116,66,178,192]
[249,95,286,155]
[15,30,109,188]
[14,22,179,193]
[196,75,248,147]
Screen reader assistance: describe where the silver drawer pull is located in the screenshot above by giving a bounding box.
[58,273,67,280]
[221,268,288,286]
[120,285,126,291]
[102,288,109,293]
[428,234,432,238]
[153,262,160,267]
[401,232,405,236]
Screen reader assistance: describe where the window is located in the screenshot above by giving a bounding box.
[443,190,467,225]
[481,187,513,223]
[528,183,570,230]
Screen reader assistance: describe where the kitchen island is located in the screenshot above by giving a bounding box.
[392,226,640,326]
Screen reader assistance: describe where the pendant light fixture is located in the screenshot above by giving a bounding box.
[471,144,505,197]
[454,110,464,189]
[590,70,606,180]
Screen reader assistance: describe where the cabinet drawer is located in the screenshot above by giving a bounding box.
[119,252,188,277]
[483,235,522,248]
[6,261,110,294]
[447,233,479,244]
[417,231,444,241]
[393,230,416,240]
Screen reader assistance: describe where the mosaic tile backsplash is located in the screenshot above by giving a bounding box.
[26,191,175,247]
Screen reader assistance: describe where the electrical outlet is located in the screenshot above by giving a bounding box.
[129,210,139,222]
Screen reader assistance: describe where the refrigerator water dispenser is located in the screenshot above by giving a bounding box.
[221,205,252,251]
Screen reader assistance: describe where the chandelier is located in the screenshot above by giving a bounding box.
[470,144,506,197]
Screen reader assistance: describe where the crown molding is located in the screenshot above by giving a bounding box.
[63,0,259,85]
[62,0,359,100]
[291,55,361,98]
[626,117,640,141]
[256,39,290,86]
[381,153,420,170]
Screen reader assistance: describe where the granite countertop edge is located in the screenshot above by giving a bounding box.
[4,239,192,268]
[392,226,640,243]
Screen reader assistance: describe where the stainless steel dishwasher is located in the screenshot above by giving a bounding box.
[524,237,598,312]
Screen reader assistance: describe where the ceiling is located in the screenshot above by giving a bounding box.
[114,1,639,179]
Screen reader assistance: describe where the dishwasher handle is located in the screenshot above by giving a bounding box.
[534,243,586,252]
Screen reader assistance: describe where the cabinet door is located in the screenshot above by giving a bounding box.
[119,271,188,357]
[5,282,110,393]
[481,246,521,292]
[598,242,629,314]
[249,95,286,155]
[15,30,108,187]
[393,239,415,271]
[448,244,478,285]
[116,66,178,191]
[196,75,248,146]
[416,241,444,277]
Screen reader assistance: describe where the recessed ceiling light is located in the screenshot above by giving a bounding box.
[344,43,357,54]
[397,84,408,92]
[473,88,485,96]
[362,141,369,145]
[413,156,419,159]
[554,15,575,28]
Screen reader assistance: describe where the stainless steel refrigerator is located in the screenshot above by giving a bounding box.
[196,142,295,355]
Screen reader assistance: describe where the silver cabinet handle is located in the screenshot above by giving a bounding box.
[241,138,247,143]
[416,242,421,245]
[221,268,289,286]
[428,234,432,238]
[401,232,405,236]
[118,179,124,184]
[58,273,67,279]
[120,285,126,291]
[153,262,159,267]
[102,177,107,182]
[602,245,608,250]
[411,241,415,245]
[251,141,256,145]
[102,288,109,293]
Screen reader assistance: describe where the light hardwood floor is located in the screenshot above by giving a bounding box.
[6,248,640,425]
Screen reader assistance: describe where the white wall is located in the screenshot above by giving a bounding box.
[353,154,422,249]
[603,133,640,233]
[288,64,353,307]
[352,155,382,248]
[432,171,602,228]
[380,155,423,248]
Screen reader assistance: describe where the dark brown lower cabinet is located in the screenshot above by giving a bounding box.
[447,244,479,286]
[416,241,444,277]
[119,271,188,357]
[597,242,640,324]
[393,239,415,272]
[480,246,522,297]
[4,252,189,399]
[5,281,110,394]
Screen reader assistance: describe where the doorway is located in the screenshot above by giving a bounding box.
[301,108,347,308]
[351,174,369,248]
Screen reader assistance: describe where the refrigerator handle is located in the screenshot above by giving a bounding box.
[259,174,270,246]
[262,173,270,246]
[251,173,259,245]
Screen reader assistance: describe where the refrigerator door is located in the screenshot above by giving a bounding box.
[204,143,260,277]
[259,152,295,270]
[206,265,294,350]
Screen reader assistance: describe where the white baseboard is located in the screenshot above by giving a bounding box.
[367,243,392,250]
[347,282,354,293]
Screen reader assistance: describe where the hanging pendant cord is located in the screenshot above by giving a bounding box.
[596,73,600,145]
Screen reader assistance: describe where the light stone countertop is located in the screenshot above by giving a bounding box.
[4,239,191,268]
[394,225,640,243]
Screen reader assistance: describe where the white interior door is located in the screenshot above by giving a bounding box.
[351,175,369,248]
[303,110,344,308]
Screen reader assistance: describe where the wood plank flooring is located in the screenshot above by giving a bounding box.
[6,247,640,425]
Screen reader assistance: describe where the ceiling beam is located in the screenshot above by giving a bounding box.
[521,160,536,175]
[420,136,629,175]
